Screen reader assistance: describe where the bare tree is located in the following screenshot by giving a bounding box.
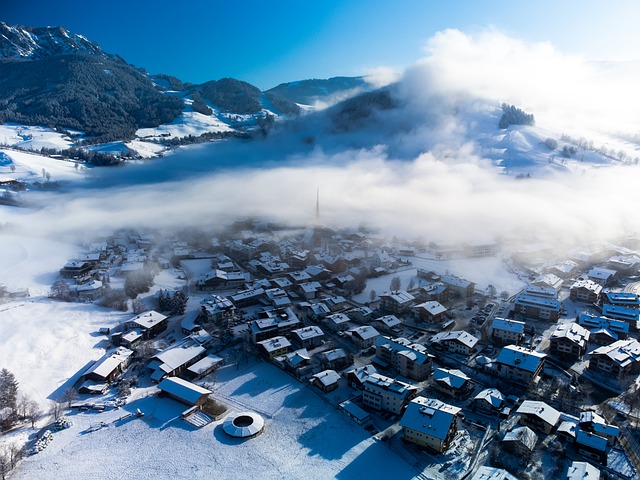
[25,399,41,429]
[63,387,78,408]
[49,400,62,421]
[389,276,401,291]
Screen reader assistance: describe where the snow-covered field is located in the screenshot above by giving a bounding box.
[12,361,420,480]
[0,124,76,151]
[136,110,232,140]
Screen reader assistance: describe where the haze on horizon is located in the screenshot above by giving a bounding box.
[1,27,639,259]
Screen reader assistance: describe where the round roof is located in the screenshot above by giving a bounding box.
[223,411,264,438]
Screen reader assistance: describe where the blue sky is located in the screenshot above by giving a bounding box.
[3,0,639,90]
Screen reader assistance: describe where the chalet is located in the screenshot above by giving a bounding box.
[471,467,519,480]
[345,306,375,323]
[306,302,331,322]
[490,318,525,345]
[602,291,640,309]
[318,348,351,370]
[148,337,207,382]
[516,400,560,434]
[431,331,479,356]
[514,293,561,321]
[375,315,403,334]
[270,277,293,291]
[196,269,249,291]
[546,259,579,279]
[379,290,415,314]
[157,377,211,407]
[126,310,168,339]
[521,285,558,299]
[575,429,608,465]
[343,364,377,390]
[413,301,447,323]
[579,411,619,446]
[200,295,235,322]
[441,275,475,298]
[348,325,380,349]
[565,462,601,480]
[324,312,351,332]
[274,348,311,374]
[310,370,341,392]
[84,347,133,383]
[607,255,640,275]
[303,264,332,281]
[549,323,590,361]
[297,281,323,300]
[287,270,312,285]
[432,368,472,398]
[494,345,546,386]
[249,307,301,343]
[570,279,602,303]
[324,295,348,312]
[471,388,507,416]
[587,267,617,287]
[72,280,104,301]
[265,288,292,308]
[59,260,93,278]
[399,396,461,452]
[531,273,563,291]
[588,339,640,378]
[414,283,450,304]
[370,251,395,270]
[362,373,418,415]
[374,336,433,381]
[257,336,291,359]
[502,426,537,456]
[290,325,325,349]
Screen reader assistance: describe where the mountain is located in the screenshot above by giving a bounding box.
[0,22,119,62]
[265,76,370,106]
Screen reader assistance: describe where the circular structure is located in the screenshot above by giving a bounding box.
[223,411,265,439]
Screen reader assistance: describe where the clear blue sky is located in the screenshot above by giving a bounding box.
[3,0,639,90]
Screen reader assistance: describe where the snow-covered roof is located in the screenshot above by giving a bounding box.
[432,330,479,349]
[549,322,590,345]
[257,336,291,353]
[473,388,505,408]
[491,317,525,334]
[223,411,264,438]
[399,396,460,440]
[380,290,415,304]
[292,325,324,340]
[151,338,206,371]
[516,400,560,427]
[442,275,474,288]
[129,310,167,330]
[570,278,602,294]
[575,429,607,451]
[312,369,341,387]
[591,338,640,367]
[374,336,432,365]
[349,325,380,341]
[85,347,133,380]
[321,348,348,362]
[186,355,224,376]
[602,303,639,322]
[514,293,561,311]
[566,461,601,480]
[364,373,416,398]
[496,345,546,373]
[414,300,447,315]
[433,368,469,389]
[376,315,402,328]
[502,426,537,450]
[471,467,519,480]
[158,377,211,405]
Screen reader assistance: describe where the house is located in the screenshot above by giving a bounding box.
[59,260,93,278]
[471,467,519,480]
[414,283,450,304]
[575,429,608,465]
[579,411,619,446]
[589,339,640,378]
[297,281,323,300]
[441,275,475,298]
[432,368,472,398]
[339,399,371,425]
[180,311,202,335]
[290,325,325,349]
[229,287,265,307]
[257,336,291,359]
[158,377,211,407]
[502,426,537,456]
[549,323,590,361]
[431,331,479,356]
[399,396,461,452]
[494,345,546,386]
[521,285,558,299]
[343,364,377,390]
[318,348,351,370]
[274,348,311,375]
[516,400,560,434]
[490,318,525,345]
[587,267,617,287]
[270,277,293,291]
[248,307,301,343]
[362,373,418,415]
[305,302,331,322]
[200,295,235,323]
[578,313,629,341]
[287,270,312,285]
[265,288,292,308]
[73,280,104,301]
[531,273,563,291]
[186,354,224,379]
[196,269,249,291]
[348,325,380,350]
[570,279,603,303]
[565,461,600,480]
[607,254,640,275]
[471,388,507,416]
[374,315,403,333]
[379,290,415,314]
[413,301,447,323]
[324,312,351,332]
[514,293,561,321]
[463,240,499,258]
[374,336,433,381]
[84,347,133,383]
[126,310,168,339]
[324,295,348,312]
[148,337,207,382]
[546,260,579,279]
[310,370,341,392]
[345,306,375,323]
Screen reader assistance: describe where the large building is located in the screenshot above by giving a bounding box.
[362,373,417,415]
[494,345,546,385]
[248,307,301,343]
[514,293,561,321]
[431,331,479,356]
[379,290,415,314]
[399,396,461,453]
[490,318,525,345]
[374,336,433,381]
[589,339,640,378]
[549,323,590,361]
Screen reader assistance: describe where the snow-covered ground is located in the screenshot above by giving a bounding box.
[136,109,232,140]
[0,148,88,183]
[0,124,77,151]
[12,361,421,480]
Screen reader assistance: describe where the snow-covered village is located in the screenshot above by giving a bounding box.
[1,212,640,479]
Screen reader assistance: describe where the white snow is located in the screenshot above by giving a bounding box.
[136,109,232,140]
[0,124,76,151]
[0,148,88,183]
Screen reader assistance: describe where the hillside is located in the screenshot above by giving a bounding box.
[266,76,369,106]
